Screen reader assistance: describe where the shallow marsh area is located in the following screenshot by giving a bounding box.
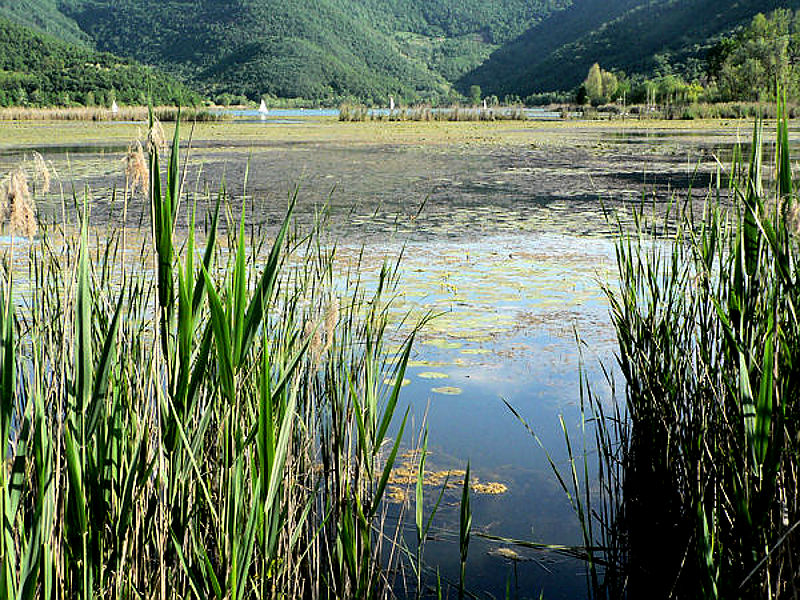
[1,114,793,598]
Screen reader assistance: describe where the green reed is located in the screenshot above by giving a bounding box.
[0,113,417,599]
[550,97,800,599]
[338,104,527,122]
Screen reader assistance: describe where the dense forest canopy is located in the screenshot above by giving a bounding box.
[0,17,200,107]
[0,0,798,106]
[460,0,800,99]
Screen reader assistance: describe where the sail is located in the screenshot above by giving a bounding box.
[259,99,269,114]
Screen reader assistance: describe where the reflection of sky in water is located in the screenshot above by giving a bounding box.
[333,230,616,599]
[2,121,764,598]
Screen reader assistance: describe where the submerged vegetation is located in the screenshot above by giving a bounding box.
[0,117,435,598]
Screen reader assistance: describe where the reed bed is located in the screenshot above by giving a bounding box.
[338,104,527,122]
[0,115,420,599]
[0,105,227,122]
[533,98,800,599]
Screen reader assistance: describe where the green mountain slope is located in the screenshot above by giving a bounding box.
[0,17,200,106]
[60,0,564,102]
[0,0,791,104]
[462,0,800,97]
[0,0,90,47]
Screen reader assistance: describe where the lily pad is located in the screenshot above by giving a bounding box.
[424,339,463,350]
[383,377,411,388]
[431,386,462,396]
[418,371,449,380]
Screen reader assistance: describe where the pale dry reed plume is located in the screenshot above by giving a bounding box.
[147,117,167,153]
[125,140,148,195]
[31,151,51,194]
[323,295,340,353]
[305,318,323,365]
[0,167,38,238]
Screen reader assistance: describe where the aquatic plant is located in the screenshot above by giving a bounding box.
[533,98,800,599]
[338,104,527,122]
[0,166,37,238]
[0,105,227,122]
[124,140,148,196]
[0,114,418,598]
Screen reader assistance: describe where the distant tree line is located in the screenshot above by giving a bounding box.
[571,8,800,108]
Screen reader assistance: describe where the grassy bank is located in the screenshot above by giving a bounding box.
[0,119,423,598]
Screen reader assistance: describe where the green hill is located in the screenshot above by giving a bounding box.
[59,0,564,103]
[0,17,200,107]
[461,0,800,97]
[0,0,795,104]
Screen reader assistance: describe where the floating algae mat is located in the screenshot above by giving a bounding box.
[386,453,509,507]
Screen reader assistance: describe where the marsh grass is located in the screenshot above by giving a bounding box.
[339,105,527,122]
[0,105,227,122]
[527,97,800,599]
[0,113,422,598]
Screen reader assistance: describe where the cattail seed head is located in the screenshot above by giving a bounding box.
[787,201,800,236]
[323,296,339,353]
[305,319,322,366]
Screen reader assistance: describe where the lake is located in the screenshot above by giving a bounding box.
[0,115,779,598]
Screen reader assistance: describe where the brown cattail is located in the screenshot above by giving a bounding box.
[125,140,148,196]
[787,200,800,236]
[31,151,50,194]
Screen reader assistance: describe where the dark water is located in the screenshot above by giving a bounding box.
[2,120,794,598]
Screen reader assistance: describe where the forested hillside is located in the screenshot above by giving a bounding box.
[461,0,800,97]
[0,0,89,47]
[60,0,563,103]
[0,17,200,107]
[0,0,795,105]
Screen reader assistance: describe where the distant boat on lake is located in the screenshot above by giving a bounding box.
[483,98,487,110]
[111,101,119,114]
[259,99,269,114]
[389,95,395,111]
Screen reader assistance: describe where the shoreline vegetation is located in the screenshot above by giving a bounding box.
[0,115,440,598]
[531,98,800,598]
[0,100,795,124]
[0,105,228,122]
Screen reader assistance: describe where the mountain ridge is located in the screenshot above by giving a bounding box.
[0,0,793,104]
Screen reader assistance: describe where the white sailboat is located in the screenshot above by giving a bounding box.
[482,98,487,110]
[389,95,395,111]
[258,99,269,114]
[111,100,119,114]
